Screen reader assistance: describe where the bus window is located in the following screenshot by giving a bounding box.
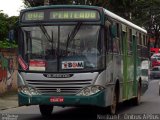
[105,20,112,53]
[108,25,113,52]
[128,29,132,55]
[110,22,120,53]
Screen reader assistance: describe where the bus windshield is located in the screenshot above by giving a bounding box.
[21,24,105,72]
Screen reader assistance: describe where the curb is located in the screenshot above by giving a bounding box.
[0,92,18,111]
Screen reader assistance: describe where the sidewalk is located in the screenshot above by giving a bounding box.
[0,91,18,110]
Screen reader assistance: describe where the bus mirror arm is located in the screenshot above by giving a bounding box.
[8,29,15,42]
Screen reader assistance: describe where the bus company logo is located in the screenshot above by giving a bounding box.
[44,74,73,78]
[46,74,72,78]
[56,88,61,93]
[62,61,84,69]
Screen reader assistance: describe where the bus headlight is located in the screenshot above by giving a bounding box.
[77,85,104,96]
[18,86,40,96]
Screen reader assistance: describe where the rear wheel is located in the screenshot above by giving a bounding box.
[133,83,141,105]
[39,105,53,117]
[159,84,160,96]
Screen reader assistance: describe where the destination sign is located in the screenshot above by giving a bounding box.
[24,12,44,21]
[22,9,100,22]
[50,10,99,20]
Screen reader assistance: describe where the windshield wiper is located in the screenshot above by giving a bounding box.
[38,24,55,57]
[65,22,82,52]
[39,24,52,42]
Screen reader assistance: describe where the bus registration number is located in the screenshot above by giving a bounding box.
[50,97,64,102]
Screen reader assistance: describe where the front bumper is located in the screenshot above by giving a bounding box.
[18,91,105,107]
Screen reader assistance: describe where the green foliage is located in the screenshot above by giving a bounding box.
[0,11,18,48]
[0,40,17,48]
[0,12,8,40]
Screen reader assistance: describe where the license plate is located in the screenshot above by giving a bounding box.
[50,97,64,102]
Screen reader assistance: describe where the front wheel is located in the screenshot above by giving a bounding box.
[39,105,53,117]
[108,89,118,114]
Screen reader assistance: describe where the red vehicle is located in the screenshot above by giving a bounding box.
[151,53,160,67]
[150,48,160,53]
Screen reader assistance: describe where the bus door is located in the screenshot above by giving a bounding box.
[105,20,113,84]
[127,29,136,99]
[132,30,137,96]
[122,24,128,100]
[122,25,136,100]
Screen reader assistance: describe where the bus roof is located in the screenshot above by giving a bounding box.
[20,5,147,34]
[103,9,147,33]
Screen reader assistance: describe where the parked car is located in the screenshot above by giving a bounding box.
[150,66,160,79]
[151,53,160,67]
[151,57,160,67]
[151,53,160,58]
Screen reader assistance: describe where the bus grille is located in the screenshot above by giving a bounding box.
[26,79,92,95]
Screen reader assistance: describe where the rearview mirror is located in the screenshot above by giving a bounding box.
[8,29,15,42]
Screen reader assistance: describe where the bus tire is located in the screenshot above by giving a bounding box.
[133,82,141,105]
[159,85,160,96]
[39,105,53,117]
[108,88,118,114]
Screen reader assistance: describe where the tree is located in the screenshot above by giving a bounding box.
[23,0,110,6]
[0,10,18,48]
[132,0,160,47]
[0,11,8,41]
[23,0,72,6]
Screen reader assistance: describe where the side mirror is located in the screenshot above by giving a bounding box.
[8,29,15,42]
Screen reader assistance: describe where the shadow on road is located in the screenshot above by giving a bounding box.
[17,107,98,120]
[16,101,147,120]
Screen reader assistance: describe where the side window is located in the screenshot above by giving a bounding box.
[141,34,148,58]
[128,28,132,55]
[112,22,120,53]
[137,33,141,57]
[121,24,127,54]
[137,32,148,58]
[143,35,145,46]
[24,31,32,61]
[105,20,112,52]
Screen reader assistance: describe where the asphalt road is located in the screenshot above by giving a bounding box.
[0,80,160,120]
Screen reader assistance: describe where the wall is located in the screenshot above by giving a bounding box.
[0,48,18,95]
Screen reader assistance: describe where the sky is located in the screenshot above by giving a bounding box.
[0,0,24,17]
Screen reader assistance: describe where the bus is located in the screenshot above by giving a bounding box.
[15,5,149,116]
